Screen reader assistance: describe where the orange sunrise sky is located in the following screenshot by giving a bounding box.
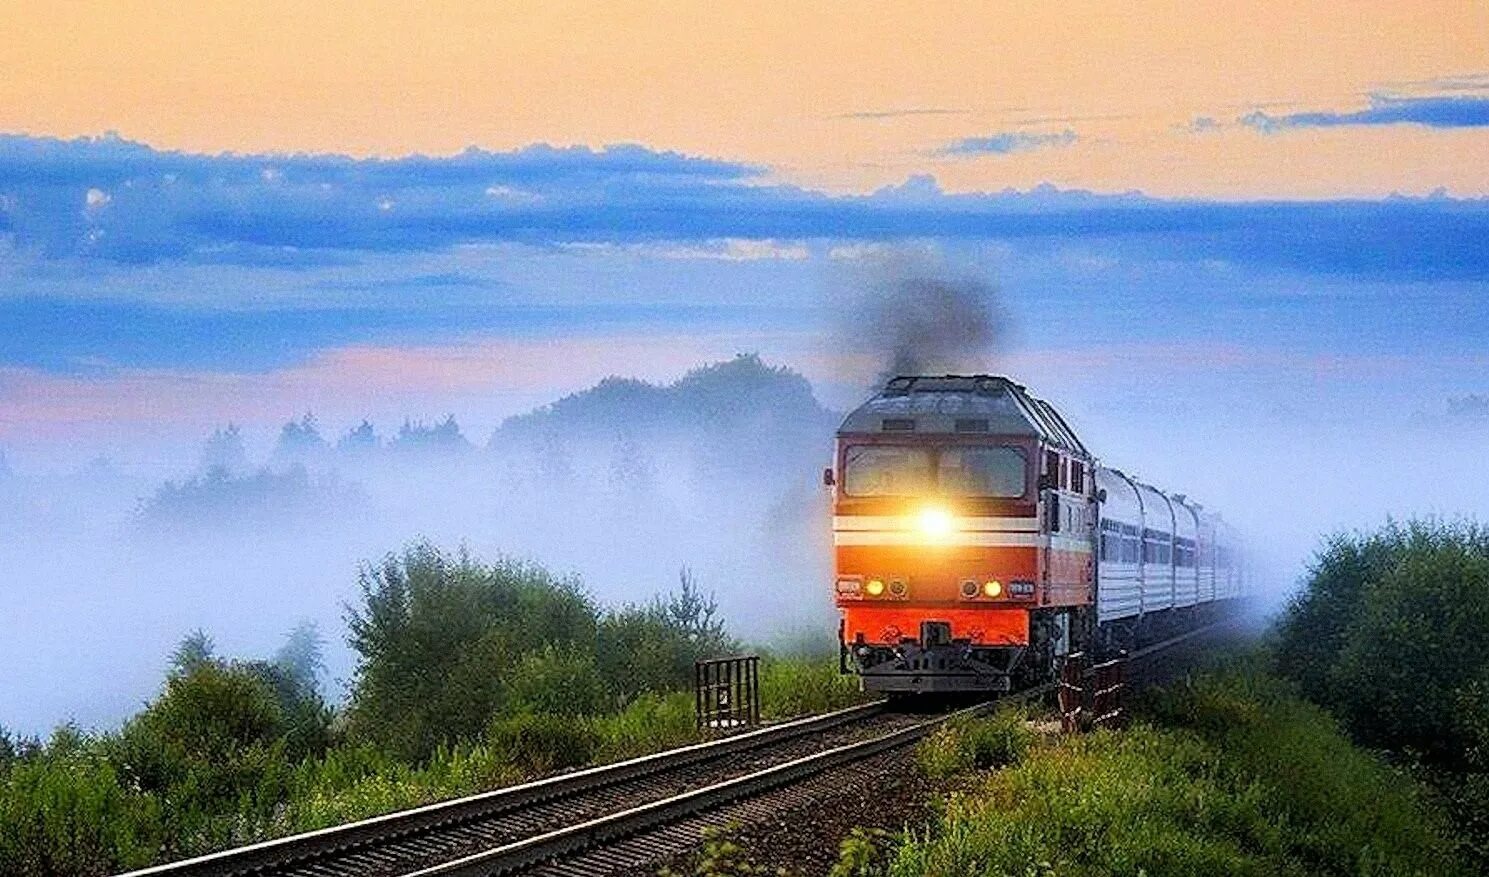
[2,1,1486,197]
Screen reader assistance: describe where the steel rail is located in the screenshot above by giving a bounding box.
[115,701,885,877]
[405,704,994,877]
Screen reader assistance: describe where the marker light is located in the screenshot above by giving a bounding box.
[983,580,1003,598]
[918,506,955,539]
[889,579,908,598]
[865,578,886,597]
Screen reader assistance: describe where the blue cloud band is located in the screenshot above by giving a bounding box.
[1243,94,1489,132]
[0,134,1486,282]
[942,129,1078,156]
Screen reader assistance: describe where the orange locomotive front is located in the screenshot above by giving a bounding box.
[831,376,1096,693]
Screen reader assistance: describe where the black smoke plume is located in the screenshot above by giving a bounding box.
[833,250,1007,385]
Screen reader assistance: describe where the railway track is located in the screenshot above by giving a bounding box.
[119,623,1233,877]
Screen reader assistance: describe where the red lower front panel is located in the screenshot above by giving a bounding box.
[835,544,1037,599]
[840,604,1030,646]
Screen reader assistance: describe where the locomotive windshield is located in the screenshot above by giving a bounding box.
[843,444,1028,498]
[938,446,1027,497]
[843,446,933,496]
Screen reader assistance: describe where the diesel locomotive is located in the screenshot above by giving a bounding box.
[829,375,1244,694]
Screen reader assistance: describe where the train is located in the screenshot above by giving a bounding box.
[828,375,1247,694]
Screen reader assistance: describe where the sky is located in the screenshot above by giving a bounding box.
[1,2,1487,732]
[0,1,1483,460]
[0,2,1481,519]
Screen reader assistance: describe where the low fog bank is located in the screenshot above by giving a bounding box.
[1058,390,1489,617]
[2,346,1486,736]
[0,355,837,735]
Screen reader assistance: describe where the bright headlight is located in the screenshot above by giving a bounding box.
[865,578,886,596]
[983,580,1003,598]
[918,506,955,539]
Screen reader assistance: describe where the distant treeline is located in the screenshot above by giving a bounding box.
[132,353,836,527]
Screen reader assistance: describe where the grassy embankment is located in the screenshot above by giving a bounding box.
[0,543,863,877]
[892,661,1458,876]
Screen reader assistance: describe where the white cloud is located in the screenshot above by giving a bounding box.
[484,184,542,205]
[827,242,894,261]
[84,188,111,210]
[563,238,811,262]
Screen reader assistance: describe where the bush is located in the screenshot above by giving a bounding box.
[758,655,867,719]
[485,714,600,774]
[505,646,607,717]
[0,729,162,877]
[1275,520,1489,767]
[109,661,298,852]
[344,542,597,760]
[273,740,520,835]
[595,568,736,704]
[829,828,894,877]
[592,692,698,761]
[0,547,744,871]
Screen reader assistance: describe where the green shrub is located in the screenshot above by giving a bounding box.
[107,660,298,851]
[344,543,598,760]
[485,713,600,774]
[829,828,893,877]
[273,739,521,835]
[0,546,748,870]
[1275,519,1489,767]
[758,655,866,719]
[595,568,736,704]
[505,646,607,716]
[344,545,729,760]
[592,692,698,761]
[0,730,162,877]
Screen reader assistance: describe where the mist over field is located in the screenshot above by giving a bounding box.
[0,150,1485,738]
[0,356,841,734]
[5,328,1488,736]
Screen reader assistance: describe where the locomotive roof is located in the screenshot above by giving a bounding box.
[838,375,1089,454]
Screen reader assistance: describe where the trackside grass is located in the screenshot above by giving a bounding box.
[759,653,870,719]
[889,661,1461,877]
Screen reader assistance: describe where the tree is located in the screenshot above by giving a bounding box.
[1277,520,1489,767]
[271,413,328,466]
[392,415,471,456]
[606,431,655,498]
[273,621,325,694]
[111,661,291,850]
[595,567,736,702]
[343,542,597,760]
[336,420,380,455]
[197,424,247,475]
[168,629,216,677]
